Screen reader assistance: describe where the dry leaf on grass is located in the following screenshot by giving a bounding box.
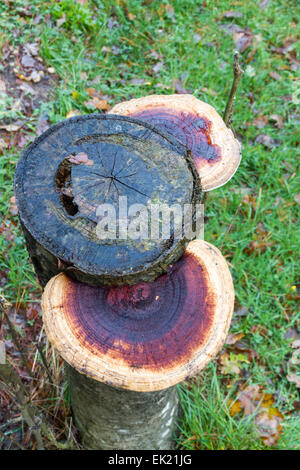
[230,385,283,445]
[85,97,110,111]
[9,196,18,216]
[252,115,268,128]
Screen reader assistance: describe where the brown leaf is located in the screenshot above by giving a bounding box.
[129,78,148,85]
[85,97,110,111]
[0,138,8,152]
[0,123,21,132]
[173,78,191,94]
[21,54,36,68]
[269,114,284,129]
[269,71,281,81]
[9,196,18,216]
[255,134,278,149]
[86,87,102,98]
[233,29,253,53]
[255,409,283,446]
[293,194,300,205]
[251,324,268,337]
[152,62,164,74]
[68,152,93,166]
[225,332,245,345]
[244,239,274,256]
[228,399,242,416]
[56,13,66,28]
[165,4,175,19]
[252,115,268,128]
[239,385,261,415]
[222,10,243,18]
[36,113,50,136]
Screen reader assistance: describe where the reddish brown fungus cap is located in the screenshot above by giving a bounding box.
[110,94,241,191]
[42,240,234,391]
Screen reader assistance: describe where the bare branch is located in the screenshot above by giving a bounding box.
[223,51,244,126]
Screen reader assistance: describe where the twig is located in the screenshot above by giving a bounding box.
[36,342,54,384]
[0,296,34,379]
[0,428,26,451]
[0,362,44,449]
[223,51,244,126]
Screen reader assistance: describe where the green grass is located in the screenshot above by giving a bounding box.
[0,0,299,450]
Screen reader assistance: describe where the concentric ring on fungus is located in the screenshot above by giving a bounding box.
[110,94,241,191]
[42,240,234,392]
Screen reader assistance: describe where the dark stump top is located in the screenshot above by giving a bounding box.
[15,114,201,286]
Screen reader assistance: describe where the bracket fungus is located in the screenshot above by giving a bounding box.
[14,114,201,288]
[110,94,241,191]
[42,240,234,449]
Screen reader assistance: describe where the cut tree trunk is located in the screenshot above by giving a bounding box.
[67,365,179,450]
[15,114,202,287]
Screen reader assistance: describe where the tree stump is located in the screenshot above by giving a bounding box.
[42,240,234,450]
[15,114,201,287]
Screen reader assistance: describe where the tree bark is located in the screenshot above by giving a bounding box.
[67,365,179,450]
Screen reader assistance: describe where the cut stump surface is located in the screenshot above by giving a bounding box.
[15,114,201,286]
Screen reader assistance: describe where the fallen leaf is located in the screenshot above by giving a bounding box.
[235,306,248,317]
[24,43,39,56]
[255,134,278,149]
[152,62,164,74]
[56,13,66,28]
[200,87,217,96]
[36,113,50,136]
[255,409,283,446]
[129,78,149,85]
[21,54,36,68]
[155,83,171,90]
[9,196,18,216]
[173,78,191,94]
[228,399,242,416]
[252,115,268,128]
[225,332,245,345]
[292,339,300,348]
[68,152,93,166]
[239,385,261,415]
[251,324,268,337]
[101,46,111,55]
[66,109,81,118]
[0,138,8,152]
[0,123,21,132]
[293,194,300,205]
[269,71,281,81]
[27,70,44,83]
[219,352,249,375]
[269,114,284,129]
[222,11,243,18]
[112,45,121,55]
[85,97,110,111]
[233,28,253,53]
[244,239,274,256]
